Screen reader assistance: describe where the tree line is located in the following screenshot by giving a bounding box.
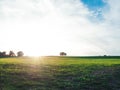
[0,51,24,57]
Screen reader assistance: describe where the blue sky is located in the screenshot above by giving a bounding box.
[0,0,120,56]
[81,0,107,20]
[81,0,106,9]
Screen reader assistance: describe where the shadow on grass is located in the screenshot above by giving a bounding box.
[0,60,120,90]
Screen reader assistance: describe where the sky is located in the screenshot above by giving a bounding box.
[0,0,120,56]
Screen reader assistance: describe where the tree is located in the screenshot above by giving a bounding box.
[0,51,7,57]
[17,51,24,57]
[9,51,15,56]
[0,52,2,56]
[60,52,67,56]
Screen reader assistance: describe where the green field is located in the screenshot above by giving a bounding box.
[0,57,120,90]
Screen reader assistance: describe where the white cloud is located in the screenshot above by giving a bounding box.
[104,0,120,22]
[0,0,120,56]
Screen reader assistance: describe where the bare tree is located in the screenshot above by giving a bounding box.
[9,51,15,57]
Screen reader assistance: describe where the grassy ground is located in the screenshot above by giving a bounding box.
[0,56,120,90]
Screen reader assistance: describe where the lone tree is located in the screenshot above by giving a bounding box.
[60,52,67,56]
[17,51,24,57]
[9,51,15,57]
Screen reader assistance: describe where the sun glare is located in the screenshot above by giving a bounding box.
[19,18,68,56]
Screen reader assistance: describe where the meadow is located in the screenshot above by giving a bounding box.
[0,56,120,90]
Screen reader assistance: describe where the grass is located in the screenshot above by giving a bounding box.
[0,56,120,90]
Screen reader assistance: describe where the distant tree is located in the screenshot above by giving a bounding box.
[0,52,2,56]
[104,55,107,57]
[2,51,6,56]
[0,51,7,57]
[17,51,24,57]
[9,51,15,57]
[60,52,67,56]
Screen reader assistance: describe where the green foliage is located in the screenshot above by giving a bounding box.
[0,57,120,90]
